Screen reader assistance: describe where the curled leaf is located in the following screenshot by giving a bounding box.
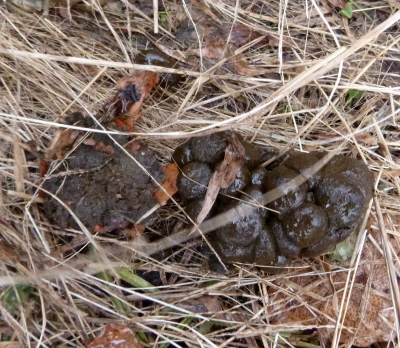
[104,71,159,131]
[47,128,80,159]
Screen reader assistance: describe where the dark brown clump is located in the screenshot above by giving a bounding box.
[172,132,374,272]
[177,161,212,200]
[43,132,165,232]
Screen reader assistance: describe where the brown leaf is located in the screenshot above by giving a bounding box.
[47,128,80,159]
[198,295,225,321]
[94,142,115,154]
[0,241,17,263]
[86,324,142,348]
[190,38,226,59]
[225,24,270,48]
[195,133,245,224]
[38,160,50,198]
[354,132,378,145]
[232,56,268,76]
[122,224,146,239]
[191,38,267,76]
[104,71,159,131]
[127,140,143,154]
[39,160,49,177]
[154,163,179,206]
[92,224,107,234]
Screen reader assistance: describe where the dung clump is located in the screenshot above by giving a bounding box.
[43,122,165,232]
[172,132,374,271]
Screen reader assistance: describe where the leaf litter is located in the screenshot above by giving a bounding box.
[0,0,400,347]
[86,324,142,348]
[103,71,159,131]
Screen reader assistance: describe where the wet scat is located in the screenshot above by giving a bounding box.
[237,135,262,170]
[262,255,291,274]
[191,132,229,165]
[263,165,307,215]
[177,161,212,200]
[251,166,268,186]
[281,202,328,248]
[219,165,250,201]
[269,217,301,258]
[172,140,194,168]
[301,226,353,257]
[314,174,367,228]
[214,198,264,247]
[173,133,375,272]
[211,236,254,263]
[185,198,217,221]
[282,151,325,189]
[253,227,277,265]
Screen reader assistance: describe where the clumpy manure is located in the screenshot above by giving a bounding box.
[173,131,374,272]
[43,114,165,232]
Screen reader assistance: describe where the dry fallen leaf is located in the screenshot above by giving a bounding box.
[268,228,397,346]
[122,224,146,239]
[39,160,49,178]
[191,37,226,59]
[232,56,268,77]
[47,128,80,159]
[94,141,115,154]
[195,132,245,224]
[86,324,142,348]
[198,295,225,320]
[225,24,270,48]
[0,241,17,263]
[104,71,159,131]
[154,163,179,206]
[353,132,378,145]
[191,37,268,76]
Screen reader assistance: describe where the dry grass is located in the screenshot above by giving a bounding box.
[1,0,400,347]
